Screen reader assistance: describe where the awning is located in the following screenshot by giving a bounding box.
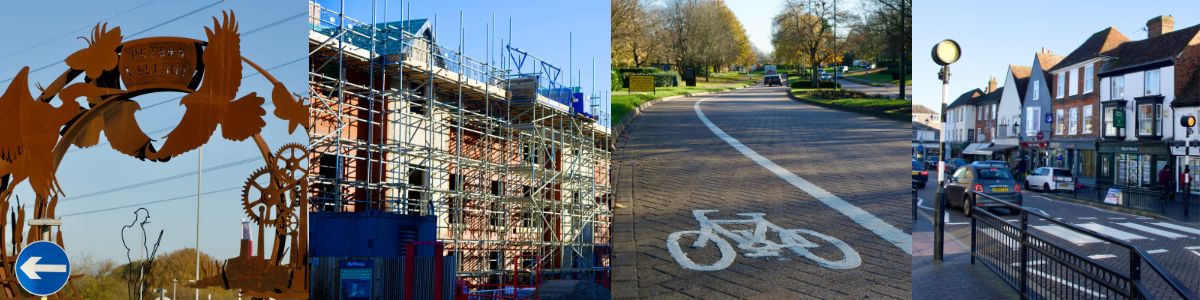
[962,143,992,156]
[981,143,1018,153]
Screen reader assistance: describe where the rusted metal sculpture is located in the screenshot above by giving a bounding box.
[0,11,310,299]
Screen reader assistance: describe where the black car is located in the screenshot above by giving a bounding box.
[912,159,928,188]
[763,74,784,86]
[942,163,1022,216]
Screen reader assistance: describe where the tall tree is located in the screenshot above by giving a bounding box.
[772,0,845,88]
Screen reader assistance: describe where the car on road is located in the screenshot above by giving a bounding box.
[912,159,928,188]
[1025,167,1074,192]
[942,163,1022,216]
[819,72,832,82]
[974,160,1008,168]
[763,74,784,86]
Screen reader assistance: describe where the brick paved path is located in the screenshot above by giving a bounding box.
[612,86,912,299]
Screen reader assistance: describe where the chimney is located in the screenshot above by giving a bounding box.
[1148,15,1174,38]
[986,76,997,93]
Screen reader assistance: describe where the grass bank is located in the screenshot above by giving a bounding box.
[612,72,754,123]
[790,88,910,121]
[846,72,913,86]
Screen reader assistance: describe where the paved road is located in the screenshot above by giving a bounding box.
[837,79,910,99]
[611,86,911,299]
[913,183,1200,298]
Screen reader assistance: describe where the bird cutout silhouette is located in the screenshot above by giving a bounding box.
[0,67,81,198]
[64,23,122,80]
[270,81,309,134]
[152,11,265,160]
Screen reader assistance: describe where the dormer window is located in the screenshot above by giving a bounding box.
[1033,81,1040,101]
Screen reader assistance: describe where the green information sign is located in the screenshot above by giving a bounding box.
[1113,109,1125,128]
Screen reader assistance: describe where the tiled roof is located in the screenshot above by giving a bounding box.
[912,104,936,114]
[1053,27,1129,71]
[1174,63,1200,107]
[1101,24,1200,74]
[947,88,983,109]
[1009,65,1032,101]
[976,87,1003,104]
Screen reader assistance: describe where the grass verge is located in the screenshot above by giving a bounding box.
[790,88,910,121]
[846,72,913,86]
[612,73,754,123]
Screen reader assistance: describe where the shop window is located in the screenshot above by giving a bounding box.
[1079,150,1096,178]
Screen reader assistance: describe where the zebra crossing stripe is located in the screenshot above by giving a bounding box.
[1088,254,1117,259]
[1115,222,1187,239]
[1033,225,1104,244]
[1147,249,1169,254]
[1077,223,1147,241]
[1150,222,1200,236]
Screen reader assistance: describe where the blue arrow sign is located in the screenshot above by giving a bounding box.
[1044,113,1053,124]
[16,241,70,296]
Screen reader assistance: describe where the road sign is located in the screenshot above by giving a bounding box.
[628,75,655,93]
[16,241,70,296]
[1036,132,1044,140]
[1044,113,1053,124]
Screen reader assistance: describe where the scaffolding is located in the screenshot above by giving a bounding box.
[306,0,612,291]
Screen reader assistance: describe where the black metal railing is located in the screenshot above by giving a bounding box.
[1085,184,1170,214]
[969,192,1196,299]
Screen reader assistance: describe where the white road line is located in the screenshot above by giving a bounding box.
[1077,223,1147,241]
[981,227,1019,249]
[694,97,912,255]
[1088,254,1117,259]
[1192,250,1200,258]
[1147,249,1169,254]
[1150,222,1200,236]
[1077,217,1098,220]
[1186,246,1200,250]
[1107,217,1126,220]
[1115,222,1187,239]
[1028,269,1108,298]
[1033,225,1104,244]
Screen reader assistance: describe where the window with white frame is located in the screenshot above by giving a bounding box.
[1056,109,1065,135]
[1069,69,1078,96]
[1069,107,1078,135]
[1103,106,1121,138]
[1111,76,1124,99]
[1027,107,1040,135]
[1057,73,1065,98]
[1136,102,1161,137]
[1145,69,1160,95]
[1033,80,1040,101]
[1082,105,1094,134]
[1084,65,1094,93]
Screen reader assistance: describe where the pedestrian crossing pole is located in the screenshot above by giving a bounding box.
[932,39,961,262]
[1182,115,1195,217]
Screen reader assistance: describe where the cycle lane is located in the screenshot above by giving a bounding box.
[612,86,912,299]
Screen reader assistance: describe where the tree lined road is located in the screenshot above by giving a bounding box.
[611,86,911,299]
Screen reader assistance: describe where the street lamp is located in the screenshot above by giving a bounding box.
[932,39,960,262]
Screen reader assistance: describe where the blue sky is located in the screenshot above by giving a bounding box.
[314,0,613,126]
[914,0,1199,111]
[0,1,306,263]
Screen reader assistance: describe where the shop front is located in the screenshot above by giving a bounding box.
[1050,141,1098,185]
[1098,142,1172,189]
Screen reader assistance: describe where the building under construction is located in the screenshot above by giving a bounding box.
[306,1,611,297]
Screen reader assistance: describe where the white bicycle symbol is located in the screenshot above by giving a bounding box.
[666,209,862,271]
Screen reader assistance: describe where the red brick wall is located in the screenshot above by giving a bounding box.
[1051,61,1103,139]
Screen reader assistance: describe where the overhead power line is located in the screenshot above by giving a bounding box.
[60,186,240,218]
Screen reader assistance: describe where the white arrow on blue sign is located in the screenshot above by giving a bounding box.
[16,241,70,296]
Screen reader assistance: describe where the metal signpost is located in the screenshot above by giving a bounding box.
[15,241,70,297]
[931,39,960,262]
